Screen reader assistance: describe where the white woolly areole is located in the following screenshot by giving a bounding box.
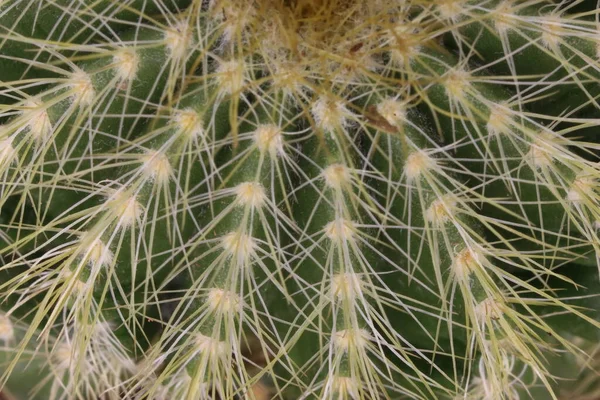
[222,231,256,262]
[527,131,560,169]
[254,124,284,156]
[540,16,565,48]
[207,288,242,314]
[24,100,52,141]
[325,218,356,241]
[452,248,483,281]
[568,176,596,204]
[475,297,503,321]
[311,96,352,132]
[53,341,76,371]
[322,163,351,189]
[437,0,464,21]
[444,69,471,100]
[0,314,14,343]
[70,69,95,106]
[493,2,517,33]
[486,103,513,136]
[333,328,370,353]
[195,334,229,359]
[331,272,363,302]
[174,108,204,138]
[271,62,305,99]
[376,98,406,127]
[164,20,193,60]
[141,150,172,184]
[405,151,436,182]
[107,190,143,228]
[216,60,246,95]
[388,24,421,65]
[216,3,256,44]
[0,137,16,168]
[425,195,456,226]
[234,182,266,208]
[113,49,139,82]
[83,236,114,268]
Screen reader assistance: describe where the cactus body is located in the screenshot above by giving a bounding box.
[0,1,600,399]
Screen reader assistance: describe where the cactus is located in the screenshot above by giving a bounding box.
[0,0,599,399]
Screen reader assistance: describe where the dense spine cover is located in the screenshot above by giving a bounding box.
[0,0,599,399]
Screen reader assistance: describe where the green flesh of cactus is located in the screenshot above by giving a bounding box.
[0,0,599,399]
